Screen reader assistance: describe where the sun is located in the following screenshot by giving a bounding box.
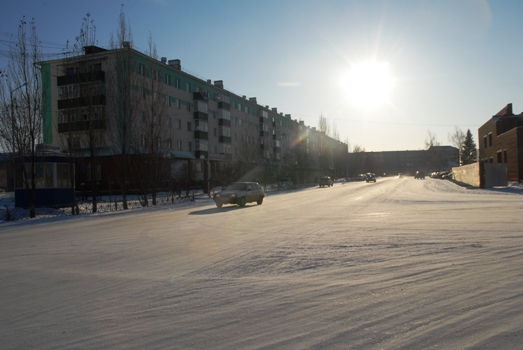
[342,61,393,110]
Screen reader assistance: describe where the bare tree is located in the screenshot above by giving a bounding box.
[236,128,264,181]
[448,126,466,165]
[331,120,340,141]
[352,144,366,153]
[424,130,440,149]
[318,114,330,136]
[106,5,139,209]
[61,13,103,212]
[133,33,170,206]
[0,17,45,218]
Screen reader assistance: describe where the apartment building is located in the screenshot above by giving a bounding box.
[478,103,523,181]
[39,44,347,192]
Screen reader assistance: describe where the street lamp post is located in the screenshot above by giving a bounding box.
[10,82,27,154]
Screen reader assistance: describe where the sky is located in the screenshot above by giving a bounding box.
[2,0,523,152]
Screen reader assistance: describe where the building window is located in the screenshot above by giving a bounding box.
[497,151,502,163]
[154,69,160,81]
[195,101,208,113]
[168,117,172,128]
[219,126,231,137]
[214,128,217,137]
[66,67,78,76]
[177,140,182,150]
[504,150,507,163]
[195,120,208,132]
[177,119,182,129]
[86,162,102,181]
[186,82,190,92]
[484,136,487,149]
[165,74,171,85]
[175,99,180,109]
[187,102,191,112]
[188,141,192,152]
[488,133,493,147]
[195,139,208,151]
[187,122,192,132]
[139,63,145,76]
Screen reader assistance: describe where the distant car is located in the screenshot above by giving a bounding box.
[414,171,425,179]
[319,176,334,187]
[365,173,376,183]
[213,182,265,208]
[355,174,367,181]
[398,173,404,178]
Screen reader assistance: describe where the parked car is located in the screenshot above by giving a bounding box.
[319,176,334,187]
[213,182,265,208]
[414,171,425,179]
[365,173,376,182]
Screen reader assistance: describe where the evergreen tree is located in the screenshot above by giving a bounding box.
[461,129,477,165]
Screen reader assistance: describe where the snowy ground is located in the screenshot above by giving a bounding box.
[2,176,523,349]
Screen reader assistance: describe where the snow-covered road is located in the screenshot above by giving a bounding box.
[2,177,523,349]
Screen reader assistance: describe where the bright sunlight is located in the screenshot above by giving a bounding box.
[342,61,393,110]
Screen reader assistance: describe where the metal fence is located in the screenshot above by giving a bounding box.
[0,193,194,222]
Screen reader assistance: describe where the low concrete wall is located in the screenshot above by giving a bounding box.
[452,163,480,187]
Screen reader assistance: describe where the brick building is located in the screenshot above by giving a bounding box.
[478,103,523,181]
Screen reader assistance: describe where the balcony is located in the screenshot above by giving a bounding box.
[260,130,269,138]
[193,111,208,121]
[194,130,209,140]
[218,101,230,110]
[57,71,105,86]
[193,91,208,101]
[259,116,267,124]
[58,119,106,133]
[218,118,231,127]
[57,95,106,110]
[219,136,231,144]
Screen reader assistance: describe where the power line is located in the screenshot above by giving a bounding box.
[292,113,479,128]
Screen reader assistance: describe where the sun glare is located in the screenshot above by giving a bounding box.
[342,61,393,110]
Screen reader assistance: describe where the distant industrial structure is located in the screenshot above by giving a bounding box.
[347,146,459,178]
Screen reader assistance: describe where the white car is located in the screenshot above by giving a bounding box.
[213,182,265,208]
